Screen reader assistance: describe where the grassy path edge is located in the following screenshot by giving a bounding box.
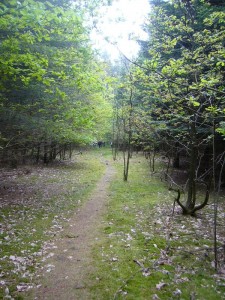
[89,152,225,300]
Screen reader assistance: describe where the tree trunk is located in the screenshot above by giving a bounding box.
[173,151,180,168]
[185,120,197,213]
[150,147,156,173]
[69,143,73,159]
[122,81,133,181]
[123,148,130,181]
[43,141,48,164]
[36,144,40,163]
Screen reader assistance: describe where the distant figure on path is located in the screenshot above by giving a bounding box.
[98,141,103,148]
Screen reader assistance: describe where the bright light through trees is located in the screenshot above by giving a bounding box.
[90,0,150,61]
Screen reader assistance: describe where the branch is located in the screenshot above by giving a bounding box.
[115,44,225,96]
[169,187,187,214]
[191,181,211,214]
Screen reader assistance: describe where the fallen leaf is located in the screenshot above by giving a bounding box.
[156,282,167,290]
[142,269,151,277]
[111,257,118,262]
[173,288,182,296]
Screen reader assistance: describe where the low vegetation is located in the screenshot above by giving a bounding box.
[0,150,105,299]
[1,149,225,299]
[91,152,225,299]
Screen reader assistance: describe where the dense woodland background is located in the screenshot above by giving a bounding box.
[0,0,225,211]
[0,0,113,166]
[0,0,225,297]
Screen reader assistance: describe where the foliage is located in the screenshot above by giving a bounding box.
[124,0,225,214]
[0,0,113,165]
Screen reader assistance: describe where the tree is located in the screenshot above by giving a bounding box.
[0,0,114,165]
[133,0,225,214]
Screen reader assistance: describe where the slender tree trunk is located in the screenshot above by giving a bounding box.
[186,120,197,213]
[63,144,67,160]
[112,98,120,161]
[52,143,57,160]
[123,148,130,181]
[22,145,27,164]
[112,117,118,161]
[43,141,48,164]
[173,149,180,168]
[36,144,40,163]
[165,155,171,180]
[69,143,73,159]
[123,127,132,181]
[123,84,133,181]
[150,147,156,173]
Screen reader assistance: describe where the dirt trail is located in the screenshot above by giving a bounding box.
[33,160,115,300]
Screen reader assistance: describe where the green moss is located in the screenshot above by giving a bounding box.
[89,153,225,300]
[0,150,105,299]
[2,150,225,299]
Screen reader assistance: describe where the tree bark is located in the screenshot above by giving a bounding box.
[185,119,197,212]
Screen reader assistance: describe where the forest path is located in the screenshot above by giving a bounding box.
[33,159,115,300]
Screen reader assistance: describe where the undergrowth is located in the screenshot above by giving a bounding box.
[90,152,225,300]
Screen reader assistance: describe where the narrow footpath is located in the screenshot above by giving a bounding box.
[33,161,115,300]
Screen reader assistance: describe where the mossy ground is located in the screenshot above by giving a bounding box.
[1,148,225,299]
[90,151,225,300]
[0,149,105,299]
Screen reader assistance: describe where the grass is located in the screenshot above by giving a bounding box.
[89,151,225,300]
[1,148,225,299]
[0,149,106,299]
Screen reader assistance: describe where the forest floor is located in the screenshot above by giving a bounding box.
[31,157,115,300]
[1,149,225,299]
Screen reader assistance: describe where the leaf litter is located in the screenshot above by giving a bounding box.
[1,155,225,299]
[0,157,103,298]
[98,159,225,299]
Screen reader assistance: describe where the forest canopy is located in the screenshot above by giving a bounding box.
[111,0,225,215]
[1,0,224,190]
[0,0,113,165]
